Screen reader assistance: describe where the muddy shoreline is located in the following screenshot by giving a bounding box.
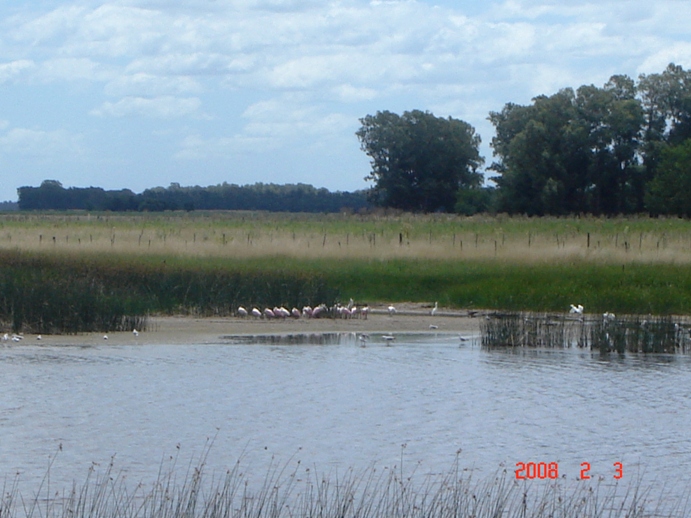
[7,303,482,346]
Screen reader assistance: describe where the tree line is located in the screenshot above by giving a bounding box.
[14,63,691,216]
[17,180,370,213]
[358,63,691,216]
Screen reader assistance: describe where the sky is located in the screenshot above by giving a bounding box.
[0,0,689,202]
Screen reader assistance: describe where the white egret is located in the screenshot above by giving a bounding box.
[569,304,584,314]
[431,301,438,316]
[388,305,397,315]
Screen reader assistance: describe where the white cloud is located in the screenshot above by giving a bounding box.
[104,72,202,96]
[38,58,113,83]
[0,127,84,158]
[0,0,690,201]
[639,42,691,76]
[91,95,203,118]
[0,60,36,83]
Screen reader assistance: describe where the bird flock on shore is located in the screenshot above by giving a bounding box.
[1,301,479,345]
[235,298,371,321]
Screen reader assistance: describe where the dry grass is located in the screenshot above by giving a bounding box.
[2,211,691,264]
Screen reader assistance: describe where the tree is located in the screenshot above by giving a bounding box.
[489,78,644,215]
[356,110,483,212]
[645,139,691,216]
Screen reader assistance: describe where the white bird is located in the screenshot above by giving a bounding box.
[358,334,369,347]
[361,306,369,320]
[251,307,262,319]
[237,306,248,317]
[388,305,397,315]
[36,335,42,341]
[603,312,616,322]
[431,301,438,316]
[2,333,8,341]
[103,334,109,340]
[291,308,301,319]
[133,329,139,336]
[382,334,396,345]
[569,304,584,314]
[429,324,438,329]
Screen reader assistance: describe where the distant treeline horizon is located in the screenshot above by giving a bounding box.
[17,180,371,213]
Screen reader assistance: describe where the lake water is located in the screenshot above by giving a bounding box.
[2,332,691,512]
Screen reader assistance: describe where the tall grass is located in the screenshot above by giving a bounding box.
[4,211,691,264]
[0,250,337,333]
[2,452,687,518]
[4,212,691,332]
[5,248,691,333]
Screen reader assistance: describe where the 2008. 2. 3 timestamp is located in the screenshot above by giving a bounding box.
[515,462,623,480]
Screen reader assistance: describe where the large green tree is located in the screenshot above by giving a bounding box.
[356,110,483,212]
[489,77,644,215]
[637,63,691,186]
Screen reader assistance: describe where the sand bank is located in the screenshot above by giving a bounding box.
[7,303,482,346]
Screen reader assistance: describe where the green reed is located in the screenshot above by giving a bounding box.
[481,312,691,353]
[0,250,338,333]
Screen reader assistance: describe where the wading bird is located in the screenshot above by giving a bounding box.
[569,304,584,314]
[388,305,397,315]
[382,334,396,344]
[237,306,248,317]
[251,307,262,319]
[431,301,438,316]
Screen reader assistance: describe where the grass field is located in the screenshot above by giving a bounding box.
[3,211,691,263]
[2,211,691,332]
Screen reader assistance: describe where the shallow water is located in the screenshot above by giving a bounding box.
[1,332,691,506]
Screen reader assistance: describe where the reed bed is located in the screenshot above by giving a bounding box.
[481,312,691,353]
[2,453,687,518]
[0,250,337,334]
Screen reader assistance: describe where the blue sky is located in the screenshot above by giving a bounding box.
[0,0,689,202]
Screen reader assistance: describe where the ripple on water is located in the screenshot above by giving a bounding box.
[1,335,690,510]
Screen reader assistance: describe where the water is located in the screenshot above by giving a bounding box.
[2,332,691,508]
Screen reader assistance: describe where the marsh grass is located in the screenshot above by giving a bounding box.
[4,213,691,332]
[481,312,691,353]
[3,451,687,518]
